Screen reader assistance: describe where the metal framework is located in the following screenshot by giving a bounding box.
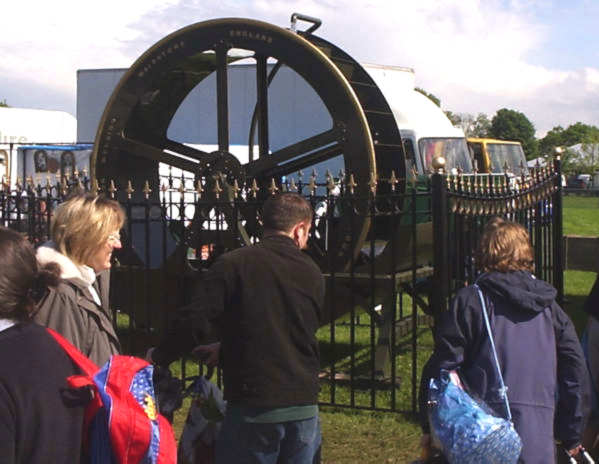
[91,16,410,272]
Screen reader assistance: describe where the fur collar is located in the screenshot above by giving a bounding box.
[0,319,16,332]
[36,243,96,288]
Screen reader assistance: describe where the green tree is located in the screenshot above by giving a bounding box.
[489,108,538,159]
[0,99,8,107]
[444,112,491,137]
[538,125,565,156]
[445,110,460,126]
[538,122,599,159]
[415,87,441,107]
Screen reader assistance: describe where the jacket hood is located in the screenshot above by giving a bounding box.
[476,270,556,313]
[36,242,95,288]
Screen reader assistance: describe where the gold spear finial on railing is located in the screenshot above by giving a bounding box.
[451,169,462,192]
[160,182,168,204]
[327,173,336,194]
[195,179,203,198]
[389,170,399,192]
[232,179,240,199]
[268,178,279,195]
[126,180,135,199]
[308,173,317,195]
[91,177,100,194]
[213,177,223,199]
[60,178,68,197]
[347,173,357,195]
[108,180,117,198]
[250,178,260,199]
[143,180,152,199]
[288,177,297,192]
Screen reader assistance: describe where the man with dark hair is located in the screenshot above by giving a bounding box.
[151,192,324,463]
[261,192,313,233]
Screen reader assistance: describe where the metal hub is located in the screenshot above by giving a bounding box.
[205,150,244,186]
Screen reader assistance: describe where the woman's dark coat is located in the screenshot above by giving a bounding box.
[420,271,590,464]
[32,244,120,366]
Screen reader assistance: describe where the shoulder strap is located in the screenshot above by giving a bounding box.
[473,284,513,421]
[46,327,99,377]
[46,327,103,447]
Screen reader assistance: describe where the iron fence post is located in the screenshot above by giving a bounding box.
[553,156,564,305]
[431,172,449,313]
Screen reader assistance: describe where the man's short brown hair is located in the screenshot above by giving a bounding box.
[262,193,313,233]
[476,217,534,273]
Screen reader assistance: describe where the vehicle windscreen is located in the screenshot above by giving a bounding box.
[419,138,473,173]
[488,143,528,175]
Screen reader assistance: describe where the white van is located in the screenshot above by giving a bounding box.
[363,64,472,176]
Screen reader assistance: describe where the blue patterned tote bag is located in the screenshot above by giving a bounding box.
[427,285,522,464]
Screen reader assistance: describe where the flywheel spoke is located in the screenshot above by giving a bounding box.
[255,54,269,158]
[163,140,211,160]
[118,137,201,173]
[259,143,343,179]
[245,129,341,178]
[215,44,230,153]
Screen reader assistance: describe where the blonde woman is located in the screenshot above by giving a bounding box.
[34,193,125,366]
[420,218,589,463]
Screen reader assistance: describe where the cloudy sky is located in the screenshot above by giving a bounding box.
[1,0,598,137]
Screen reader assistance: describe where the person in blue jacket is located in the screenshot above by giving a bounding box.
[419,217,590,463]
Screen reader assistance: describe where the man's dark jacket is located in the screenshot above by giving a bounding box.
[155,234,325,407]
[420,271,590,463]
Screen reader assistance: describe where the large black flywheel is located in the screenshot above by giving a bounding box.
[92,17,406,272]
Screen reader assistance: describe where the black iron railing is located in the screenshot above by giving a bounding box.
[0,158,563,414]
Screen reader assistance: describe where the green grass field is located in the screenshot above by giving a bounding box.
[164,195,599,463]
[563,195,599,236]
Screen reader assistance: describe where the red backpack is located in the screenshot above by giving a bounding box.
[47,328,177,464]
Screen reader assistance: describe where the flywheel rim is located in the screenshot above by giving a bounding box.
[91,17,378,271]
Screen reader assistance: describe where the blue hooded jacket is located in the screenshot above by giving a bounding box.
[420,271,590,463]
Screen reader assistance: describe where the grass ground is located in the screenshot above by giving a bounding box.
[161,195,599,463]
[563,194,599,236]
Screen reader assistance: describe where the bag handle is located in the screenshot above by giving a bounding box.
[46,328,99,377]
[473,283,513,421]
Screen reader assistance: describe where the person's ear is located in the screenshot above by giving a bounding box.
[294,221,311,249]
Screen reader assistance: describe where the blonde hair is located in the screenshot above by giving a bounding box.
[51,193,125,266]
[477,217,534,273]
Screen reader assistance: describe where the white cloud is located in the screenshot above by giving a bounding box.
[1,0,598,135]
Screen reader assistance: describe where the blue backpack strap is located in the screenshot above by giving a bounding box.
[473,283,513,421]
